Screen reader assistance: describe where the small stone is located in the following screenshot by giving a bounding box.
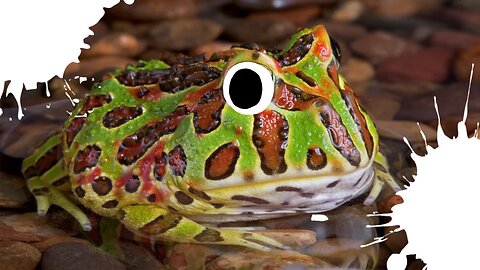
[330,0,365,23]
[233,0,335,10]
[148,19,223,51]
[375,120,437,143]
[81,32,147,59]
[165,243,219,270]
[84,21,110,45]
[430,30,480,51]
[443,8,480,34]
[0,241,41,270]
[32,236,89,252]
[120,241,165,270]
[256,229,317,247]
[351,31,420,65]
[0,172,30,208]
[248,5,321,27]
[383,227,408,253]
[65,56,135,77]
[454,41,480,82]
[312,21,367,42]
[42,242,125,270]
[195,0,233,13]
[378,195,404,213]
[0,222,41,242]
[106,0,197,21]
[429,112,480,139]
[364,0,441,18]
[110,21,152,38]
[220,17,296,45]
[376,47,454,83]
[361,91,401,121]
[190,41,234,59]
[340,58,375,83]
[0,213,72,239]
[452,0,480,10]
[368,81,440,99]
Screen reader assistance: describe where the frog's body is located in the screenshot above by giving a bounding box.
[22,25,399,250]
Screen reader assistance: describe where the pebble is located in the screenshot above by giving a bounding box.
[0,241,41,270]
[0,172,30,208]
[84,21,109,45]
[65,56,135,77]
[148,19,223,51]
[384,227,408,253]
[369,81,440,99]
[361,90,401,120]
[454,41,480,82]
[378,195,404,213]
[190,41,234,59]
[429,112,480,138]
[165,243,219,269]
[376,120,437,143]
[443,8,480,34]
[0,213,72,240]
[351,31,420,65]
[430,30,480,51]
[340,58,375,83]
[106,0,197,21]
[233,0,335,10]
[32,236,90,252]
[329,0,365,23]
[248,5,321,27]
[376,47,454,83]
[452,0,480,10]
[120,241,165,270]
[365,0,441,18]
[42,242,125,270]
[0,222,41,242]
[81,32,146,59]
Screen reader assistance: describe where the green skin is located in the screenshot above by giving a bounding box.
[22,25,400,253]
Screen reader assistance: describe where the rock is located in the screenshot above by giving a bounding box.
[340,58,375,83]
[165,243,220,269]
[65,56,135,77]
[430,30,480,51]
[0,222,41,242]
[368,81,440,99]
[0,241,41,270]
[195,0,233,13]
[429,112,480,139]
[120,241,165,270]
[442,8,480,34]
[329,0,365,23]
[311,21,367,42]
[256,229,317,247]
[84,21,109,45]
[452,0,480,10]
[81,32,147,59]
[361,90,401,121]
[0,172,30,208]
[375,120,437,143]
[233,0,335,10]
[0,213,73,240]
[42,242,125,270]
[106,0,197,21]
[351,31,420,65]
[362,0,441,18]
[454,41,480,82]
[190,41,234,59]
[376,47,454,83]
[378,195,404,213]
[148,19,223,51]
[248,5,321,27]
[384,227,408,253]
[32,236,90,252]
[110,21,152,38]
[396,82,480,123]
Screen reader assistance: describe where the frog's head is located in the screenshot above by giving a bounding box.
[209,25,377,184]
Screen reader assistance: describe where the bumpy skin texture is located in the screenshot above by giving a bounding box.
[22,25,399,250]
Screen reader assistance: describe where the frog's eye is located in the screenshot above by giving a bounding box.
[330,38,342,64]
[223,62,274,115]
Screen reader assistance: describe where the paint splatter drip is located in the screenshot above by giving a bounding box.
[386,65,480,269]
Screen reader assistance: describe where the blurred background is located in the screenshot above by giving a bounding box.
[0,0,479,269]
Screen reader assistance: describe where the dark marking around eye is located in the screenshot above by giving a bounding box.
[117,106,188,166]
[175,191,194,205]
[102,200,119,208]
[295,71,317,87]
[74,145,102,174]
[253,110,288,175]
[188,187,211,201]
[275,33,314,67]
[327,180,340,188]
[24,145,62,179]
[307,147,327,170]
[103,105,143,128]
[168,145,187,177]
[91,176,113,196]
[315,99,360,167]
[231,195,269,205]
[125,175,141,193]
[192,89,225,134]
[205,143,239,180]
[194,228,224,242]
[273,80,316,111]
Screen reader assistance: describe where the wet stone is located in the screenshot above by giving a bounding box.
[376,47,454,83]
[429,30,480,51]
[314,21,367,42]
[190,41,234,59]
[329,0,365,23]
[0,241,41,270]
[65,56,135,77]
[0,172,30,208]
[442,8,480,34]
[247,5,321,27]
[233,0,335,10]
[350,31,420,65]
[454,41,480,82]
[120,241,165,270]
[106,0,197,21]
[148,19,223,51]
[360,91,401,121]
[81,32,147,59]
[363,0,441,18]
[369,81,440,99]
[0,212,73,239]
[375,120,437,143]
[339,58,375,83]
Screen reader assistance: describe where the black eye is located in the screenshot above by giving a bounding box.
[330,38,342,64]
[223,62,274,115]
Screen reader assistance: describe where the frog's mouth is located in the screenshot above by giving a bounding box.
[186,166,375,223]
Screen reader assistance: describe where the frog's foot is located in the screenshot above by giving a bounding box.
[120,205,290,251]
[99,217,125,260]
[364,152,402,205]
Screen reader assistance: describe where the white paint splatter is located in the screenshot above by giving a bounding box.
[386,64,480,269]
[311,214,329,222]
[0,1,133,119]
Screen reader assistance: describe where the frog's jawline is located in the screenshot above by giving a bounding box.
[186,166,374,223]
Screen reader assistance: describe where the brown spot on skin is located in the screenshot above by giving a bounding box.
[211,203,224,209]
[231,195,269,205]
[52,176,69,187]
[327,180,340,188]
[75,186,86,198]
[147,194,157,203]
[275,186,302,192]
[125,175,141,193]
[175,191,194,205]
[168,146,187,177]
[103,105,143,128]
[102,200,119,208]
[273,80,316,111]
[79,94,112,115]
[301,192,315,198]
[307,147,327,170]
[129,85,162,101]
[25,145,62,179]
[252,51,260,60]
[275,33,314,67]
[31,188,48,196]
[194,228,224,242]
[191,89,225,134]
[188,187,211,201]
[117,106,188,166]
[205,143,239,180]
[141,215,182,235]
[65,118,86,147]
[315,99,361,167]
[153,151,168,181]
[252,110,288,175]
[74,145,102,174]
[295,71,317,87]
[91,176,113,196]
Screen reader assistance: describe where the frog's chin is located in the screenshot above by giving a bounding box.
[187,166,374,223]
